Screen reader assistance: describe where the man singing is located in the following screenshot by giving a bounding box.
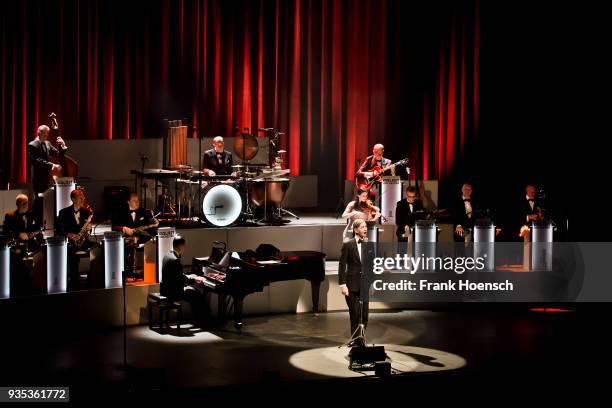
[338,219,370,347]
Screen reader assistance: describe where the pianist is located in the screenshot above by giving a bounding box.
[160,236,210,328]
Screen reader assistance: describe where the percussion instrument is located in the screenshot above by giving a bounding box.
[201,184,244,227]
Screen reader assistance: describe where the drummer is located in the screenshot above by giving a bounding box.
[203,136,235,177]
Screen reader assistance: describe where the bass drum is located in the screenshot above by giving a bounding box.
[201,184,243,227]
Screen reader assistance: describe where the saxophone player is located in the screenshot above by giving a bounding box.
[56,189,95,290]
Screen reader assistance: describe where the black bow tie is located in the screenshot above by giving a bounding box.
[130,210,137,214]
[74,210,80,214]
[357,239,364,244]
[463,199,471,202]
[527,199,534,202]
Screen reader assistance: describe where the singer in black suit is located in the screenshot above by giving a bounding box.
[338,219,370,346]
[395,186,425,241]
[160,237,210,328]
[202,136,233,176]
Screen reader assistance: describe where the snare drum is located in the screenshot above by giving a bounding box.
[201,184,243,226]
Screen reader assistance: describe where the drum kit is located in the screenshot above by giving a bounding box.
[156,130,295,227]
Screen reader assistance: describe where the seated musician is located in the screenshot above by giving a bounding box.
[161,237,210,328]
[452,182,479,242]
[112,193,159,243]
[395,186,425,242]
[341,189,381,243]
[2,194,42,295]
[2,194,40,247]
[56,189,98,290]
[356,143,396,199]
[518,183,548,239]
[203,136,233,176]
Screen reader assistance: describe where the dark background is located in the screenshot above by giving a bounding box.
[1,0,608,240]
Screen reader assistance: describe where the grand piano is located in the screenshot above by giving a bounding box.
[192,246,326,330]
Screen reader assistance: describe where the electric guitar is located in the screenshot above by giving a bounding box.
[357,158,409,190]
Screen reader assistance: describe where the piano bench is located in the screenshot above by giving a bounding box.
[148,293,182,334]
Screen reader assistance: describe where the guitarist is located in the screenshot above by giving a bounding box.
[2,194,40,246]
[3,194,42,295]
[356,144,396,202]
[56,189,94,289]
[112,193,159,243]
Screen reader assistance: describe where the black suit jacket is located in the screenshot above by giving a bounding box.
[452,198,480,231]
[160,250,191,300]
[112,206,155,231]
[27,139,65,193]
[56,205,92,237]
[338,238,366,292]
[395,199,424,240]
[2,210,38,239]
[203,149,233,175]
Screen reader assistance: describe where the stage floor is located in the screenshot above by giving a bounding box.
[1,306,594,401]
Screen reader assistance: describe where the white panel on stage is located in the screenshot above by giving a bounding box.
[46,236,67,294]
[104,231,124,288]
[0,241,9,298]
[54,177,75,216]
[156,227,176,282]
[531,221,553,271]
[381,176,402,224]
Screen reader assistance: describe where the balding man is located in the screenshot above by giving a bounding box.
[27,124,67,194]
[27,124,68,222]
[355,143,395,202]
[203,136,233,176]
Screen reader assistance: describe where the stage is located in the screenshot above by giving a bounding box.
[0,306,594,402]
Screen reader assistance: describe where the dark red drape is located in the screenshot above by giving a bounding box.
[1,0,479,205]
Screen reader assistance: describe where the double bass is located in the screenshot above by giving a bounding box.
[48,112,79,178]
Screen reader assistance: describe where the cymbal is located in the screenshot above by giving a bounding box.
[233,132,259,161]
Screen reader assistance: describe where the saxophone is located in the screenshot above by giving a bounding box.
[73,214,94,248]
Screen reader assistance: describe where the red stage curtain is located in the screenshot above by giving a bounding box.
[1,0,479,204]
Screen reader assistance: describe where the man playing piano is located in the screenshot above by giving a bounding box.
[161,237,210,328]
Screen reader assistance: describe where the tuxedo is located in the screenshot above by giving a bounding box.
[3,210,37,240]
[161,250,188,300]
[27,139,66,193]
[520,197,545,224]
[338,237,370,339]
[203,149,233,175]
[56,205,92,237]
[56,204,96,289]
[112,205,156,235]
[161,250,209,325]
[452,197,479,242]
[395,199,425,241]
